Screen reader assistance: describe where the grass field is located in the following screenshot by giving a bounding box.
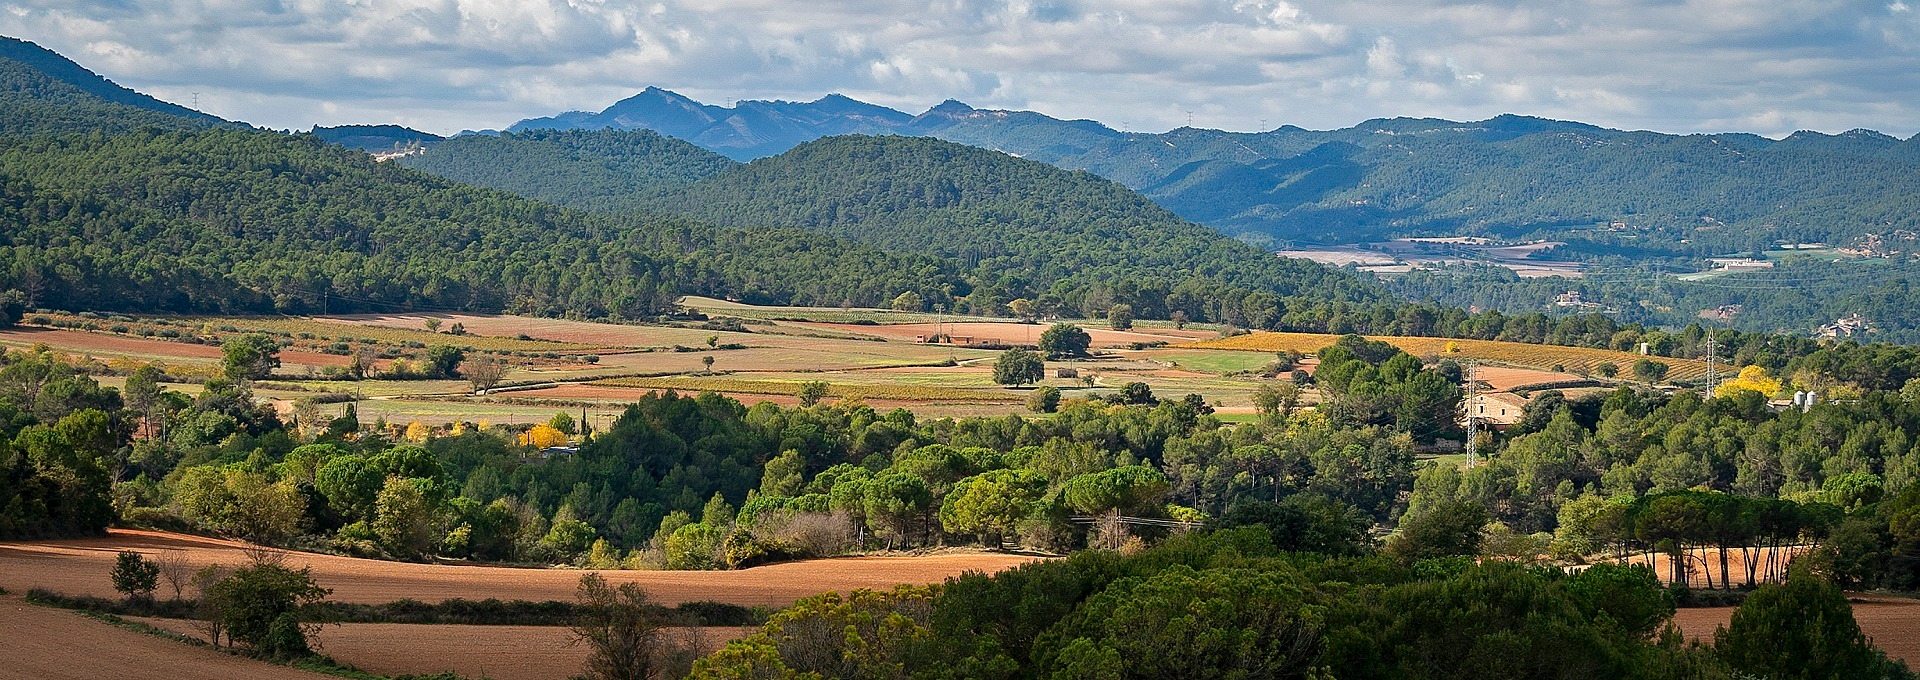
[1185,332,1712,381]
[1134,349,1281,375]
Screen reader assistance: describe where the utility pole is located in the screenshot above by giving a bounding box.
[1464,360,1479,466]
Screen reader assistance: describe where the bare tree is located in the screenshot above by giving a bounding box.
[463,354,507,395]
[191,564,233,648]
[155,549,193,601]
[349,347,377,380]
[571,574,697,680]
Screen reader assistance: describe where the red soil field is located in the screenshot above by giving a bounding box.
[1473,365,1584,391]
[0,327,225,359]
[805,321,1214,348]
[132,617,752,680]
[0,530,1040,606]
[0,327,351,368]
[326,313,688,347]
[1672,596,1920,665]
[0,596,330,680]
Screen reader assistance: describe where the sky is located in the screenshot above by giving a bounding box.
[2,0,1916,138]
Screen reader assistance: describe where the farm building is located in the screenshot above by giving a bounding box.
[1470,392,1531,428]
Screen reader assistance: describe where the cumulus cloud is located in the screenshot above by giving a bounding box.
[0,0,1914,137]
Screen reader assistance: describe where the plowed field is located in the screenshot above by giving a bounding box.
[1672,596,1920,664]
[0,596,330,680]
[0,530,1040,606]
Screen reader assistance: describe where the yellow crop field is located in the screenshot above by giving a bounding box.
[1185,332,1712,381]
[591,375,1023,403]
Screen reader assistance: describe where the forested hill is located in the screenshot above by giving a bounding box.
[398,128,737,209]
[402,131,1381,320]
[507,87,1920,254]
[311,124,443,153]
[0,36,232,134]
[645,135,1374,307]
[0,128,962,315]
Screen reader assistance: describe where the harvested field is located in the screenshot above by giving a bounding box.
[130,616,755,680]
[804,321,1213,348]
[1672,596,1920,664]
[0,327,224,361]
[680,296,1002,325]
[0,596,331,680]
[0,530,1040,606]
[0,328,360,372]
[1473,365,1588,391]
[198,315,590,352]
[1186,332,1711,381]
[329,313,732,348]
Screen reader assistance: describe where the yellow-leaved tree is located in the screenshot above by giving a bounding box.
[1715,365,1782,399]
[403,420,433,443]
[520,424,569,449]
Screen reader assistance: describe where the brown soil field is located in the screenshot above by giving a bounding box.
[0,596,331,680]
[0,530,1040,606]
[1672,596,1920,664]
[327,313,732,348]
[1601,546,1810,589]
[0,327,356,370]
[131,617,752,680]
[1474,365,1585,391]
[0,327,225,360]
[806,321,1213,348]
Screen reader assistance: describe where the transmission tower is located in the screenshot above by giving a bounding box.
[1464,360,1479,466]
[1703,337,1720,395]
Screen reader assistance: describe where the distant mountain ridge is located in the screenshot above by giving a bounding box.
[509,88,1920,253]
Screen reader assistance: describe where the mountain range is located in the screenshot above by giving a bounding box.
[508,88,1920,253]
[0,34,1376,328]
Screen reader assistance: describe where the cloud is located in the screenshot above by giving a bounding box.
[0,0,1915,137]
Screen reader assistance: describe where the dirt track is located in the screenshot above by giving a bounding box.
[0,596,330,680]
[0,530,1040,606]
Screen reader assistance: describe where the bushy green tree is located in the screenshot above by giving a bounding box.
[993,349,1045,386]
[1387,499,1487,562]
[110,550,160,601]
[1716,569,1909,680]
[202,563,330,659]
[1039,323,1092,359]
[1027,385,1062,413]
[220,334,280,382]
[941,469,1049,546]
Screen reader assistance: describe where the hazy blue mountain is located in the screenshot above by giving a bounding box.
[0,35,233,134]
[506,89,1920,254]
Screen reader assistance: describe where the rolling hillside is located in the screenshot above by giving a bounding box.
[506,88,1920,253]
[0,36,232,135]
